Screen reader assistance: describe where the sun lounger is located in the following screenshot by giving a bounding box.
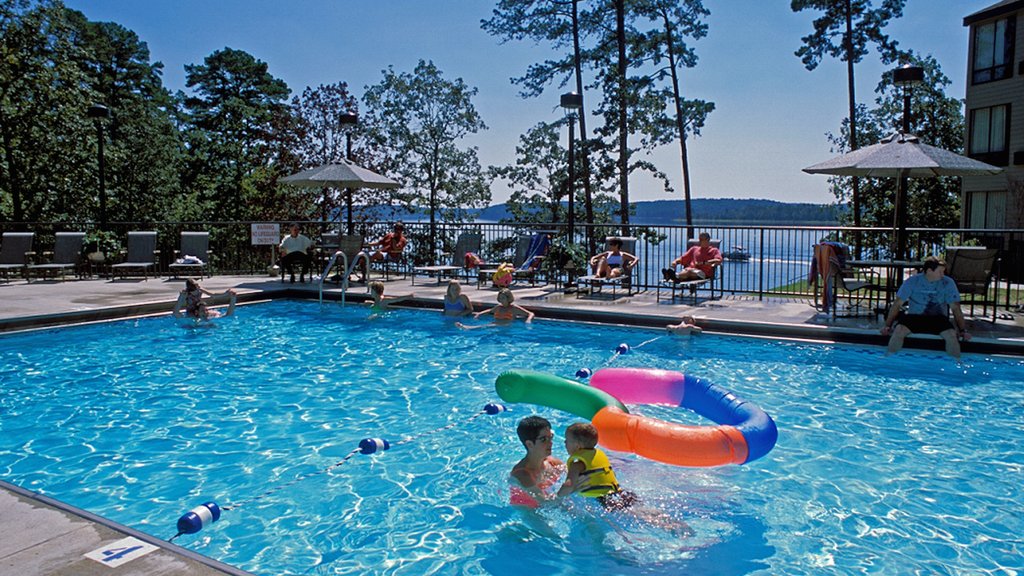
[110,231,159,280]
[169,232,212,278]
[27,232,84,282]
[657,238,723,304]
[413,232,482,285]
[577,237,638,298]
[0,232,35,281]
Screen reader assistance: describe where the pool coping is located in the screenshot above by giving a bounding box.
[0,479,253,576]
[3,287,1023,356]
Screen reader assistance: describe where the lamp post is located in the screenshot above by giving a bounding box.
[87,104,111,229]
[892,64,924,260]
[560,92,582,245]
[339,111,358,234]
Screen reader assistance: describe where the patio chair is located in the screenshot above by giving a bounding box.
[810,242,879,318]
[322,234,366,284]
[577,237,638,299]
[169,232,212,278]
[0,232,35,281]
[412,232,482,285]
[110,231,159,280]
[657,238,723,304]
[512,233,550,286]
[27,232,85,282]
[945,246,999,322]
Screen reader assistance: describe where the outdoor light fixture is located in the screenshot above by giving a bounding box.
[560,92,583,247]
[339,111,359,233]
[891,64,924,260]
[893,64,924,134]
[87,104,111,229]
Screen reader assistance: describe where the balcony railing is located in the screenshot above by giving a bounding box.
[4,220,1022,311]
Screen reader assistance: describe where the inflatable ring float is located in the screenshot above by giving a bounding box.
[495,368,777,467]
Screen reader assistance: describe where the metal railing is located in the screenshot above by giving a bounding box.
[4,220,1022,311]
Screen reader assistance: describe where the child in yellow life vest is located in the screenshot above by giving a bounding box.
[557,422,638,511]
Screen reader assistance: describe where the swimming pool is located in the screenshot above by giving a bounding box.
[0,300,1021,575]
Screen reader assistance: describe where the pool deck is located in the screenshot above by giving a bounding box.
[1,272,1023,575]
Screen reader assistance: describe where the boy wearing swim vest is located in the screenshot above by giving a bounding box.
[557,422,638,510]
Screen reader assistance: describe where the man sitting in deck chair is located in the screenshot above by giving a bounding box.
[663,232,722,283]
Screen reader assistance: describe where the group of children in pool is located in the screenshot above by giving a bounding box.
[176,277,703,336]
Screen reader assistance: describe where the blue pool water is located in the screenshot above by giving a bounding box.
[0,300,1022,575]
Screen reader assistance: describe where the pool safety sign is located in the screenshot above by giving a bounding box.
[251,222,281,246]
[85,536,158,568]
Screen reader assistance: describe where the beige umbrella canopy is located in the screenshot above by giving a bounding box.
[279,160,401,189]
[803,132,1003,258]
[280,160,401,231]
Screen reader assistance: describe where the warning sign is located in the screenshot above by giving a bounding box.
[251,223,281,246]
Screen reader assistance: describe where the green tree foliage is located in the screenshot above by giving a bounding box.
[284,82,363,222]
[0,0,91,223]
[180,47,290,221]
[483,0,603,249]
[792,0,905,229]
[65,8,182,224]
[362,60,490,263]
[826,52,964,242]
[632,0,713,233]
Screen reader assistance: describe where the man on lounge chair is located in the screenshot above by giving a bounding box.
[663,232,721,282]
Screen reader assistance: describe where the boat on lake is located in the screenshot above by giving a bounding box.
[723,245,751,261]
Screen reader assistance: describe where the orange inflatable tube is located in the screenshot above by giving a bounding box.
[591,406,748,467]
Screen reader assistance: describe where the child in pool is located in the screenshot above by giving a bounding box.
[367,281,413,312]
[667,315,702,336]
[459,288,533,329]
[173,279,237,321]
[556,422,638,511]
[443,280,473,317]
[509,416,565,508]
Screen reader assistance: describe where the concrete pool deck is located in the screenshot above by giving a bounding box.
[1,272,1022,574]
[2,272,1023,354]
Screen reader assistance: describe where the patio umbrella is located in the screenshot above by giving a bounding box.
[803,132,1003,258]
[279,160,401,233]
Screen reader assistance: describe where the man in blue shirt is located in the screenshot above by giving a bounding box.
[880,257,970,359]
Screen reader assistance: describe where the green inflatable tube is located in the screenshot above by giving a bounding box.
[495,369,628,420]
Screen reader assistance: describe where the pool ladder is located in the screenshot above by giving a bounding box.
[318,250,370,308]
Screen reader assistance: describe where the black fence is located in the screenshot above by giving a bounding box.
[4,220,1022,310]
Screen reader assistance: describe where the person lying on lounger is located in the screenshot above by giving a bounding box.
[589,238,638,279]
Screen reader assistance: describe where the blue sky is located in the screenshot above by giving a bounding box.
[63,0,994,205]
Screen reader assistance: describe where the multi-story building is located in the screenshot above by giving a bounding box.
[963,1,1023,231]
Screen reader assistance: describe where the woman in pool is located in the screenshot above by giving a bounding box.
[173,279,237,321]
[458,288,533,329]
[443,280,473,317]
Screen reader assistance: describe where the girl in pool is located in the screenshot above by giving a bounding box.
[367,281,414,313]
[667,315,702,336]
[458,288,533,329]
[173,279,237,321]
[443,280,473,317]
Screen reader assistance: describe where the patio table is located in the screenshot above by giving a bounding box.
[847,259,923,314]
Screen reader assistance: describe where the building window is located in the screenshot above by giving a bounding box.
[972,15,1015,84]
[969,104,1010,165]
[967,190,1006,229]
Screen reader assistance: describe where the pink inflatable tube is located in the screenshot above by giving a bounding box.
[588,367,777,467]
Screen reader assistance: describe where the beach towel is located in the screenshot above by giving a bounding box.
[517,234,550,271]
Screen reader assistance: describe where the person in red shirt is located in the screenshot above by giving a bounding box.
[663,232,722,282]
[368,222,408,263]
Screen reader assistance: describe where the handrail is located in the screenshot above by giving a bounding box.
[318,250,371,308]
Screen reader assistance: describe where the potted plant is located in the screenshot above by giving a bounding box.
[82,230,121,264]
